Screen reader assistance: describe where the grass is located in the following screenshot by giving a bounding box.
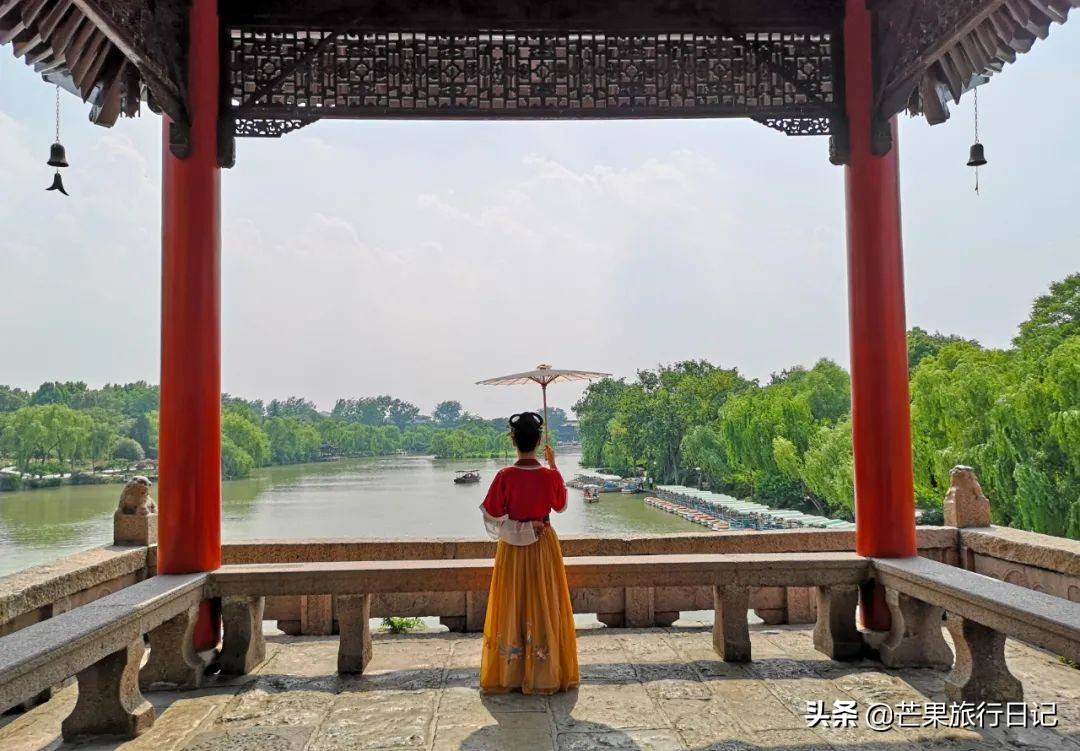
[381,616,425,633]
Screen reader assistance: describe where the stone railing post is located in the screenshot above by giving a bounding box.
[113,510,157,546]
[335,594,372,674]
[300,594,334,635]
[751,586,787,624]
[944,466,991,529]
[751,586,819,625]
[812,584,862,659]
[596,611,624,628]
[220,595,266,675]
[465,590,488,632]
[140,604,206,689]
[625,587,655,628]
[944,613,1023,703]
[713,585,751,662]
[439,615,467,632]
[62,639,155,740]
[879,589,952,668]
[113,476,158,546]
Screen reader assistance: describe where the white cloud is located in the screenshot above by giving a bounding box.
[2,21,1079,416]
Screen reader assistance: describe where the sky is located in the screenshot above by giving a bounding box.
[0,24,1077,419]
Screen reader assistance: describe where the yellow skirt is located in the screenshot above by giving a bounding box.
[480,526,579,695]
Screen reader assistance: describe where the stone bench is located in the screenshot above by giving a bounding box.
[0,572,207,738]
[872,556,1080,703]
[208,552,871,674]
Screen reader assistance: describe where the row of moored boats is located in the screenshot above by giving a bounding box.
[568,472,645,495]
[648,486,855,532]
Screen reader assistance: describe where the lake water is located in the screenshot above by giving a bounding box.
[0,452,700,576]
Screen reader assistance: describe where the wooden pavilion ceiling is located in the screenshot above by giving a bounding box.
[1,0,1076,148]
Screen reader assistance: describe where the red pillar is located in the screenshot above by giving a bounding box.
[159,0,221,647]
[843,0,918,628]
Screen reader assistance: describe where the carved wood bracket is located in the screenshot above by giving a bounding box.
[72,0,190,133]
[871,0,1073,125]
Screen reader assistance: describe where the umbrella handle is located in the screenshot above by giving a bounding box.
[542,382,550,448]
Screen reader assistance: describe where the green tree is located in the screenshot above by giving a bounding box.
[574,379,628,467]
[0,386,29,413]
[1014,273,1080,357]
[432,400,463,428]
[907,327,977,372]
[113,436,145,462]
[265,417,321,464]
[222,394,265,423]
[87,411,121,470]
[38,404,91,470]
[267,397,320,422]
[129,412,158,457]
[680,425,729,484]
[800,420,855,517]
[385,399,420,429]
[332,396,392,425]
[0,407,48,472]
[222,412,270,467]
[30,381,87,406]
[221,437,254,479]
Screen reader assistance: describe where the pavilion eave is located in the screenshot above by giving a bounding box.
[873,0,1080,125]
[1,0,189,127]
[0,0,1076,153]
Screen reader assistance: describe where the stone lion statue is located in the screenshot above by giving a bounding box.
[118,476,156,515]
[943,465,990,527]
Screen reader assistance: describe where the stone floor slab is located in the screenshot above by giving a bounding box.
[659,697,742,747]
[184,725,314,751]
[309,689,437,750]
[215,682,335,728]
[434,710,553,751]
[441,685,549,715]
[3,625,1080,751]
[557,727,683,750]
[550,683,666,733]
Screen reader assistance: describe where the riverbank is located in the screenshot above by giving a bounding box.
[0,446,518,493]
[0,467,148,493]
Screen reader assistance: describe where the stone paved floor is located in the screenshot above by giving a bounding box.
[3,623,1080,750]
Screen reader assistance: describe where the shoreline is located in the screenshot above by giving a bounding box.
[0,449,524,494]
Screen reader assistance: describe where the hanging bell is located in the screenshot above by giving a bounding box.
[45,170,69,196]
[47,142,68,168]
[966,142,987,167]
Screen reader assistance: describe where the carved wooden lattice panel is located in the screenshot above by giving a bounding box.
[226,29,837,136]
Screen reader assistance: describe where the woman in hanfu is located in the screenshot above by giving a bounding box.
[479,411,579,694]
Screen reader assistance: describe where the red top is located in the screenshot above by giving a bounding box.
[482,460,568,521]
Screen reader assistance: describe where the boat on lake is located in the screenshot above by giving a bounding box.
[454,470,480,484]
[582,485,601,503]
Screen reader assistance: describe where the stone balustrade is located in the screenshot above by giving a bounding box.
[221,528,958,634]
[0,574,207,734]
[4,549,1080,743]
[208,551,871,673]
[7,519,1080,647]
[9,519,1080,644]
[873,556,1080,703]
[0,546,150,638]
